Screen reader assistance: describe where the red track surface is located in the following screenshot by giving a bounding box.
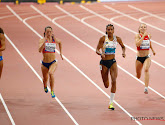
[0,1,165,125]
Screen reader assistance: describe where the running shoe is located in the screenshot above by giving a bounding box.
[108,103,115,110]
[44,87,48,93]
[51,91,55,98]
[144,88,148,94]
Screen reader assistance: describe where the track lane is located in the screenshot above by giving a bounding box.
[0,2,164,124]
[6,5,141,125]
[31,4,165,125]
[52,4,165,97]
[0,95,12,125]
[0,6,77,125]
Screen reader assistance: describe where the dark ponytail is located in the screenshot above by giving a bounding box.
[105,24,114,34]
[0,27,4,34]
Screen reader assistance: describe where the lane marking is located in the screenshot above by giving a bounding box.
[53,5,165,100]
[31,4,144,125]
[80,5,165,69]
[6,5,79,125]
[104,5,165,33]
[128,4,165,21]
[0,93,15,125]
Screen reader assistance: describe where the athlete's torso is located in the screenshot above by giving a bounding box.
[42,39,56,53]
[102,35,118,60]
[137,34,150,57]
[42,38,56,63]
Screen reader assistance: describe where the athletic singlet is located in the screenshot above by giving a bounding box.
[42,39,56,53]
[137,34,150,50]
[103,35,118,55]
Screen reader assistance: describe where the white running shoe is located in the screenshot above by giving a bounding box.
[144,88,148,94]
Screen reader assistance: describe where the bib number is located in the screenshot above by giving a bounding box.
[45,43,56,52]
[105,48,115,54]
[140,40,150,49]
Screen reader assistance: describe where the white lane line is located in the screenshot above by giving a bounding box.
[54,6,165,99]
[31,5,143,125]
[55,5,165,99]
[0,93,15,125]
[102,5,165,48]
[109,15,165,48]
[128,4,165,21]
[6,5,23,21]
[80,5,165,69]
[104,5,165,33]
[6,5,79,125]
[81,4,165,48]
[139,15,165,32]
[0,13,40,20]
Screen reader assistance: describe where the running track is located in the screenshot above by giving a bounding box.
[0,1,165,125]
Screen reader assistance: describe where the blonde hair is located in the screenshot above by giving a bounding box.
[138,23,147,33]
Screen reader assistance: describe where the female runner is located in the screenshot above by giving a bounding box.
[96,24,126,110]
[135,23,156,94]
[39,26,63,98]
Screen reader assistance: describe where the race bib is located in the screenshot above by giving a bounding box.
[140,40,150,49]
[105,47,116,54]
[45,43,56,52]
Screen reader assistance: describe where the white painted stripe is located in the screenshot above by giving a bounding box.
[104,5,137,21]
[0,15,14,19]
[0,93,15,125]
[80,5,165,69]
[80,5,109,21]
[104,5,165,37]
[6,5,23,21]
[55,5,165,100]
[109,15,165,51]
[139,15,165,32]
[0,12,42,20]
[56,5,80,21]
[6,5,79,125]
[128,5,165,21]
[103,5,165,48]
[31,5,143,125]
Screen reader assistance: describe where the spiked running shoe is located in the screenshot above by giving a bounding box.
[44,87,48,93]
[108,103,115,110]
[51,91,55,98]
[144,88,148,94]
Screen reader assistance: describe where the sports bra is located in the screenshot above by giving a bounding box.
[137,34,150,50]
[42,39,56,53]
[103,35,118,55]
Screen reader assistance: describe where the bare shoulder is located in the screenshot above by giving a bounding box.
[116,36,122,42]
[99,35,105,42]
[135,34,140,38]
[39,38,44,43]
[0,33,5,40]
[148,33,152,39]
[55,38,61,43]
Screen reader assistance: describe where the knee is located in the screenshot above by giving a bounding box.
[49,71,54,76]
[144,68,149,73]
[103,81,109,88]
[43,76,48,82]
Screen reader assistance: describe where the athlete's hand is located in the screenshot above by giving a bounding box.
[44,36,47,43]
[153,51,156,56]
[143,32,148,37]
[52,34,55,39]
[60,53,63,60]
[122,53,126,58]
[101,54,105,58]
